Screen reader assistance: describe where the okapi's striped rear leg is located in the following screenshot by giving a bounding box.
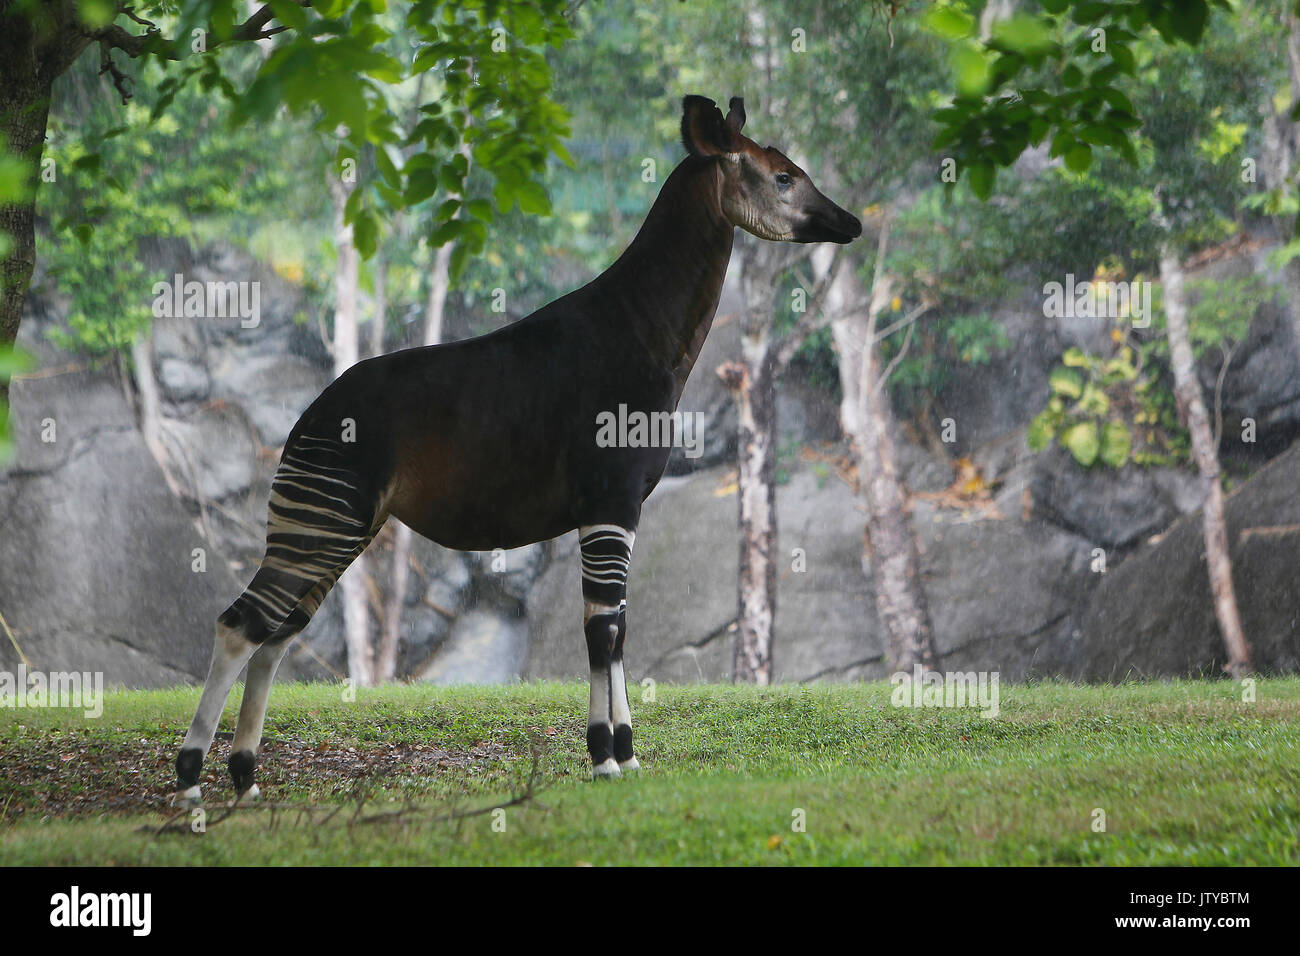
[174,435,384,806]
[579,524,639,778]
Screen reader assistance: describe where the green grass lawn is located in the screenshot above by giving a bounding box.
[2,679,1298,865]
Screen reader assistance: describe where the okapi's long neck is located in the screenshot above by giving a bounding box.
[593,156,735,393]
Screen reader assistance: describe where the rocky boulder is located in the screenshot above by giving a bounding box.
[0,323,247,686]
[1074,440,1300,678]
[526,458,1101,684]
[1028,446,1205,551]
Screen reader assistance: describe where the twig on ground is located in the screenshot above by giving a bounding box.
[147,738,551,837]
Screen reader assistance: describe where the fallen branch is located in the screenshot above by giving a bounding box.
[147,738,551,837]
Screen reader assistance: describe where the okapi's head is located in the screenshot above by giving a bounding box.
[681,94,862,244]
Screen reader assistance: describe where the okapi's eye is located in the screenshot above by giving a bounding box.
[775,172,793,187]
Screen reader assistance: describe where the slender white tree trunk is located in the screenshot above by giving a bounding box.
[424,242,454,347]
[369,255,387,359]
[1159,246,1252,677]
[329,173,374,687]
[128,334,183,496]
[829,224,938,672]
[719,342,777,686]
[721,240,789,685]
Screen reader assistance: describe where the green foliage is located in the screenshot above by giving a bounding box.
[40,53,314,358]
[926,0,1235,198]
[926,1,1283,474]
[945,313,1011,365]
[1184,275,1274,355]
[220,0,573,277]
[36,0,575,346]
[1029,339,1182,468]
[1029,271,1273,471]
[0,344,33,464]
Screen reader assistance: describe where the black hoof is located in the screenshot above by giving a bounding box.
[586,723,613,767]
[613,724,634,763]
[176,746,203,790]
[228,749,258,795]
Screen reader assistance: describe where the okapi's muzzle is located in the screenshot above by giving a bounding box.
[792,192,863,245]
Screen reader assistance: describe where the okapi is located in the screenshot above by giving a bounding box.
[174,94,861,804]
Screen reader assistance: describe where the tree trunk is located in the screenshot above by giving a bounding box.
[424,242,453,347]
[719,344,777,685]
[0,28,55,409]
[829,227,938,673]
[369,254,387,359]
[1159,246,1252,678]
[329,173,374,686]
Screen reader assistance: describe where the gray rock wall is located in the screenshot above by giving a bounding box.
[3,238,1298,687]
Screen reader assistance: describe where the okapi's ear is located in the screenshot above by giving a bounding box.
[725,96,746,134]
[681,95,737,158]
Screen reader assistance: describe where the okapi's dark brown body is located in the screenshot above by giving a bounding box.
[294,154,735,551]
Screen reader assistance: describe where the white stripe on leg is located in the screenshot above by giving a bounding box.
[610,658,631,728]
[588,664,611,733]
[610,656,639,771]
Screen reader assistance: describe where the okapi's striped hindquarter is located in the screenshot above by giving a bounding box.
[175,95,861,804]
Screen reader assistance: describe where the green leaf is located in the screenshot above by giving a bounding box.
[515,179,551,216]
[1049,366,1083,398]
[924,5,976,40]
[967,163,995,200]
[428,219,465,247]
[991,15,1055,56]
[952,44,993,98]
[1061,421,1100,466]
[1169,0,1209,45]
[1080,382,1110,415]
[1062,347,1088,367]
[1027,410,1057,451]
[0,345,34,379]
[352,210,379,259]
[1064,144,1093,174]
[1110,43,1136,75]
[1099,421,1131,467]
[465,198,493,222]
[75,0,116,28]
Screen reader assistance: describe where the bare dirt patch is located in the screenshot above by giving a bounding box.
[0,731,513,820]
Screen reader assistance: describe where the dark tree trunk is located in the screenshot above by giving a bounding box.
[0,9,61,406]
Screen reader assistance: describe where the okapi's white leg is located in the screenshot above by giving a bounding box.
[579,525,636,779]
[227,638,293,801]
[173,619,258,807]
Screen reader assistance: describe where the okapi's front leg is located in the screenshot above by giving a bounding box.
[579,524,638,778]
